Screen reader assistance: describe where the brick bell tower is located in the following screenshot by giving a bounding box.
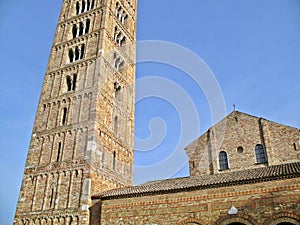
[14,0,137,224]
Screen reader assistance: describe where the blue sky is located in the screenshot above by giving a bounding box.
[0,0,300,224]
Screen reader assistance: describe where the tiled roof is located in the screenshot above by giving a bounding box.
[92,161,300,200]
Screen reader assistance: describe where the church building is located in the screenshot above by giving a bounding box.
[14,0,300,224]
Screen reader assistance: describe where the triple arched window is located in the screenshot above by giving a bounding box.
[72,19,90,39]
[76,0,95,15]
[69,44,85,63]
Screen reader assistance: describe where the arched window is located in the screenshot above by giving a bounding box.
[79,22,84,36]
[74,47,80,60]
[66,74,77,92]
[113,151,116,170]
[81,0,86,13]
[49,188,55,208]
[80,44,85,59]
[114,82,122,101]
[56,142,62,162]
[69,49,74,63]
[61,107,68,125]
[255,144,267,163]
[72,74,77,91]
[85,19,90,34]
[114,116,118,133]
[76,2,81,15]
[66,76,73,91]
[72,24,78,38]
[219,151,229,170]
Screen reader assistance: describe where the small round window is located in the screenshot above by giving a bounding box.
[237,146,244,153]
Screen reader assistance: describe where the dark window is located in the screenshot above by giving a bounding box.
[66,74,77,92]
[79,22,84,36]
[72,74,77,91]
[85,19,90,34]
[66,76,73,91]
[76,2,80,15]
[62,107,68,125]
[72,24,78,38]
[56,142,62,162]
[81,45,85,58]
[49,188,55,208]
[69,49,74,63]
[294,143,297,150]
[74,47,80,60]
[114,116,118,133]
[255,144,267,163]
[81,0,86,13]
[114,82,121,101]
[219,151,229,170]
[113,151,116,170]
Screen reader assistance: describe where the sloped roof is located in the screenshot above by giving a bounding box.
[92,161,300,200]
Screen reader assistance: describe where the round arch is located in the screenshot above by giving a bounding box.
[214,215,255,225]
[178,218,205,225]
[266,217,300,225]
[264,213,300,225]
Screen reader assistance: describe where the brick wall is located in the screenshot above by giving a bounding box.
[186,111,300,176]
[98,177,300,225]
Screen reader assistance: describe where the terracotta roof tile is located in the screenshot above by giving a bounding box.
[92,161,300,200]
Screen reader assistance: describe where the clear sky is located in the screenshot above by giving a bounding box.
[0,0,300,224]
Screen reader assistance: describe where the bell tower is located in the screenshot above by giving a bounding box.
[14,0,137,224]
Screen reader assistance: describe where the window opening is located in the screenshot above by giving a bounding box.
[219,151,229,170]
[49,188,55,208]
[76,2,80,15]
[113,151,116,170]
[85,19,90,34]
[56,142,62,162]
[79,22,84,36]
[81,0,86,13]
[72,74,77,91]
[72,24,78,38]
[80,45,85,59]
[74,47,80,61]
[62,108,68,125]
[114,116,118,133]
[69,49,74,63]
[255,144,267,163]
[114,82,122,101]
[66,76,72,91]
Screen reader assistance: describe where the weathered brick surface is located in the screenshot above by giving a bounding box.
[14,0,137,224]
[186,111,300,176]
[98,178,300,225]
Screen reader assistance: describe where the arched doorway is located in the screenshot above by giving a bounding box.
[228,223,246,225]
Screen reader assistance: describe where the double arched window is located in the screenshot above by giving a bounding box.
[114,26,126,46]
[66,74,77,92]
